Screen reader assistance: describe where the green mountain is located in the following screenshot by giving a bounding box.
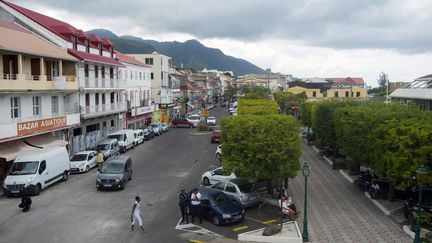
[86,29,264,76]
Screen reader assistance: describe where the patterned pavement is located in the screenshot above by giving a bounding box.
[289,142,411,243]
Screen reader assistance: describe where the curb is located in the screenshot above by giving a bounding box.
[339,169,355,184]
[365,192,403,216]
[322,156,333,166]
[311,145,319,153]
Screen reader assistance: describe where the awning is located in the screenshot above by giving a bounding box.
[68,49,126,67]
[0,134,68,161]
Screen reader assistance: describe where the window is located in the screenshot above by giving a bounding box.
[356,92,361,97]
[225,183,237,193]
[111,120,115,127]
[345,91,349,97]
[130,71,133,80]
[213,182,225,191]
[150,73,154,80]
[110,68,114,79]
[33,96,41,116]
[84,64,89,77]
[51,96,58,114]
[312,91,316,97]
[10,97,20,119]
[110,47,114,58]
[161,72,163,80]
[335,91,339,97]
[139,72,142,80]
[95,66,99,78]
[72,35,77,50]
[101,67,105,79]
[39,160,46,174]
[84,39,90,53]
[98,43,103,55]
[145,58,153,65]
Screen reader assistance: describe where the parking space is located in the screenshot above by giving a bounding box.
[175,201,292,240]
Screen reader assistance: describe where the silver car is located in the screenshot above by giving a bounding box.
[211,179,261,208]
[151,123,163,136]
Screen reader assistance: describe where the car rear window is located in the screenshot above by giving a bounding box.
[238,182,255,193]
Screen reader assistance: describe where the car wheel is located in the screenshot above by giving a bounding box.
[203,177,210,186]
[129,173,132,181]
[34,184,41,195]
[212,215,221,226]
[62,171,69,181]
[189,124,193,128]
[120,182,124,190]
[216,153,222,161]
[86,165,89,172]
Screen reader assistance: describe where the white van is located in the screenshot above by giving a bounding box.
[133,130,144,146]
[3,146,70,196]
[107,130,135,153]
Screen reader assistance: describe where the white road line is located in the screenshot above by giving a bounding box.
[175,217,223,237]
[243,216,264,224]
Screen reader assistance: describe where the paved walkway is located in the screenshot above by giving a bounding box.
[289,142,411,243]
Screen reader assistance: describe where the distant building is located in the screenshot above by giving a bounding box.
[390,74,432,111]
[287,77,367,100]
[236,72,291,91]
[388,81,410,92]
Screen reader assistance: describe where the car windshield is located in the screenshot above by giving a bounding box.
[143,128,148,132]
[101,163,124,174]
[189,116,200,121]
[151,124,159,128]
[108,134,124,141]
[208,117,215,120]
[71,154,87,161]
[96,144,110,150]
[211,192,232,206]
[9,161,39,175]
[238,182,255,193]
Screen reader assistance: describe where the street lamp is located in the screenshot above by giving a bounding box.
[414,165,427,243]
[302,161,310,242]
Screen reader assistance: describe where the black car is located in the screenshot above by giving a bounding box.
[188,188,244,226]
[143,126,154,140]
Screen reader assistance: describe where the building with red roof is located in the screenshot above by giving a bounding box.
[0,0,128,153]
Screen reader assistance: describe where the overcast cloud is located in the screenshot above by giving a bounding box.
[11,0,432,86]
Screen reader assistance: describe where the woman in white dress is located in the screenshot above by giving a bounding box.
[130,196,145,232]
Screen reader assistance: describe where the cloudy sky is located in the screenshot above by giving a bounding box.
[11,0,432,87]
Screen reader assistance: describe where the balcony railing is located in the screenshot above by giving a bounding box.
[82,77,125,89]
[80,102,127,117]
[1,73,17,80]
[1,73,77,90]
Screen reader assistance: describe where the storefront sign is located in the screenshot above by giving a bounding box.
[132,106,155,116]
[158,102,176,109]
[17,117,67,136]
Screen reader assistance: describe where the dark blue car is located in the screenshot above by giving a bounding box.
[189,188,245,225]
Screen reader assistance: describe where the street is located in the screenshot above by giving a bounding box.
[0,109,222,243]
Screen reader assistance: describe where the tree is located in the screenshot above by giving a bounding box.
[237,99,279,116]
[377,71,389,92]
[299,102,314,128]
[221,114,301,180]
[273,91,306,114]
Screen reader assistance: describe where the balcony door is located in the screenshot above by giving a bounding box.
[31,59,41,80]
[2,55,18,78]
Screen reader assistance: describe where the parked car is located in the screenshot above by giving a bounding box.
[161,123,170,132]
[3,147,70,196]
[207,116,217,126]
[143,126,155,140]
[96,155,133,190]
[202,167,237,186]
[211,130,221,143]
[70,151,97,173]
[187,114,201,126]
[171,117,195,128]
[188,188,244,226]
[133,130,145,145]
[107,130,135,153]
[151,123,163,136]
[215,145,222,161]
[212,179,261,208]
[96,139,120,159]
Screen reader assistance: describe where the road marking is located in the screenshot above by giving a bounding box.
[175,218,222,237]
[232,225,249,232]
[189,240,205,243]
[244,216,263,224]
[262,219,278,224]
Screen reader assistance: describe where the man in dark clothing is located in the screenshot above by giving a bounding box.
[19,196,32,212]
[178,188,189,224]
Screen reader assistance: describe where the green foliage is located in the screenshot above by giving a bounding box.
[299,102,314,127]
[221,115,301,180]
[237,100,279,115]
[273,91,306,114]
[240,85,269,99]
[377,71,389,92]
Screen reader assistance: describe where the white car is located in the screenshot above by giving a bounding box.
[201,167,236,186]
[187,114,201,126]
[215,145,222,161]
[207,116,217,126]
[133,129,145,145]
[70,151,97,173]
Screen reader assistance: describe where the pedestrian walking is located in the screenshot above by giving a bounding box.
[190,188,202,224]
[130,196,145,232]
[18,196,32,212]
[179,188,189,224]
[96,149,104,171]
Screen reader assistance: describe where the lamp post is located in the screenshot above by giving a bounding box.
[302,161,310,242]
[414,165,427,243]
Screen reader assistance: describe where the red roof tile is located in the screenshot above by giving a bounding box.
[115,52,151,68]
[68,49,125,67]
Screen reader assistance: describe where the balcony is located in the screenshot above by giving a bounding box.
[82,77,126,89]
[0,73,78,91]
[80,102,127,119]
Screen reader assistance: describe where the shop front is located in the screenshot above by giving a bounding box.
[157,102,177,123]
[127,105,155,129]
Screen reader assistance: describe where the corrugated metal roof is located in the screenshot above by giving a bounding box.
[390,89,432,100]
[68,49,125,67]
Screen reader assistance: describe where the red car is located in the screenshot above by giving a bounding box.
[171,118,195,128]
[211,130,221,143]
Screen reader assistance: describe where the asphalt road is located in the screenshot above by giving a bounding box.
[0,108,225,243]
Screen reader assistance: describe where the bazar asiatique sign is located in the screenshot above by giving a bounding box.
[17,117,67,136]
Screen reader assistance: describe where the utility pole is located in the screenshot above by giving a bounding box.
[266,68,271,95]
